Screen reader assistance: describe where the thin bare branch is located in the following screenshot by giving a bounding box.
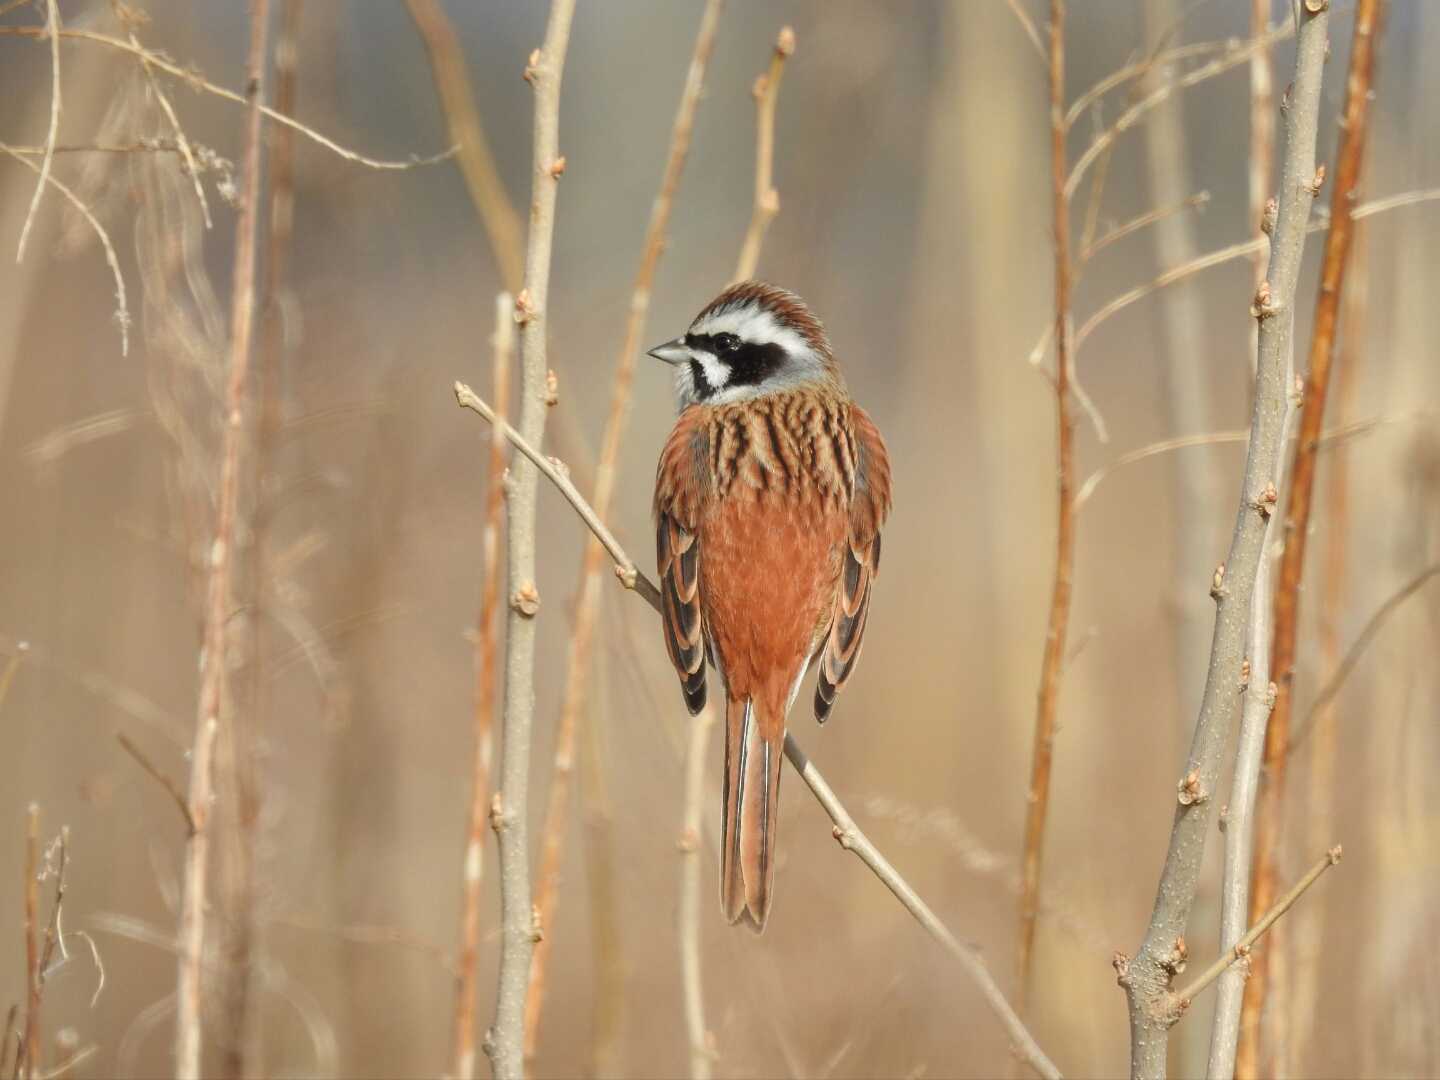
[731,27,795,284]
[0,143,130,354]
[15,0,60,264]
[130,27,212,229]
[1004,0,1046,61]
[1240,5,1387,1073]
[450,388,1063,1080]
[451,291,514,1080]
[525,1,727,1061]
[116,733,197,836]
[0,25,453,171]
[175,4,271,1075]
[1065,18,1296,201]
[1180,846,1341,1007]
[453,383,661,613]
[1287,564,1440,754]
[1118,7,1330,1077]
[404,0,525,292]
[1080,191,1210,263]
[1018,0,1076,1015]
[484,3,576,1075]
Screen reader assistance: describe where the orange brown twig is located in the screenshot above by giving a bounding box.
[731,27,795,284]
[20,806,39,1080]
[173,3,270,1076]
[1238,4,1387,1074]
[451,291,513,1080]
[1017,0,1076,1013]
[404,0,525,292]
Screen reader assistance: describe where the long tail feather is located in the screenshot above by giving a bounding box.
[721,695,784,932]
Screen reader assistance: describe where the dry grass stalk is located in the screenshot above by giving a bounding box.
[452,291,513,1080]
[0,143,131,355]
[174,3,271,1076]
[20,806,40,1080]
[483,2,576,1076]
[521,4,727,1061]
[404,0,525,292]
[1238,4,1388,1073]
[1116,6,1331,1077]
[731,26,795,284]
[451,383,1061,1080]
[14,0,60,265]
[1017,0,1076,1013]
[0,24,451,171]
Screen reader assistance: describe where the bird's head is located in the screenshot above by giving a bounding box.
[648,281,841,409]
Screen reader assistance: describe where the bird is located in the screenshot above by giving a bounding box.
[649,281,892,931]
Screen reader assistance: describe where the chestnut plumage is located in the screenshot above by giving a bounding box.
[651,282,892,931]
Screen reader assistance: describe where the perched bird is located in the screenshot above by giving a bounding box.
[649,282,892,931]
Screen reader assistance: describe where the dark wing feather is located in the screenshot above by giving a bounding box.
[659,514,707,714]
[815,405,892,723]
[655,408,712,715]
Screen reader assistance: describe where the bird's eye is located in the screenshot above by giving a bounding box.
[715,333,740,354]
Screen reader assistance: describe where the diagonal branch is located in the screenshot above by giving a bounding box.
[452,381,1062,1080]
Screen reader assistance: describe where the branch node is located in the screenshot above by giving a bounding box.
[1309,163,1327,195]
[1261,196,1278,235]
[1161,935,1189,977]
[1239,658,1251,688]
[1304,0,1329,12]
[1253,481,1280,518]
[1177,770,1207,806]
[1327,844,1343,864]
[488,793,506,833]
[614,563,638,589]
[523,48,541,84]
[1112,951,1132,987]
[1250,280,1280,318]
[514,288,536,325]
[831,824,856,850]
[530,905,544,943]
[511,581,541,618]
[547,155,567,179]
[677,826,699,854]
[774,25,796,57]
[544,369,559,406]
[1210,562,1228,601]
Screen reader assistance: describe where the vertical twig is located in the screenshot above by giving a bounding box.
[15,0,60,264]
[403,0,525,293]
[1018,0,1076,1012]
[1287,219,1365,1073]
[1238,2,1387,1075]
[679,705,718,1080]
[452,291,513,1080]
[523,4,726,1060]
[175,3,271,1077]
[20,806,39,1080]
[1117,7,1331,1078]
[730,27,795,284]
[1248,0,1276,374]
[484,3,576,1077]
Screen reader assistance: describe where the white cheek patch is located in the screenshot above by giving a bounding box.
[692,351,730,390]
[690,304,822,371]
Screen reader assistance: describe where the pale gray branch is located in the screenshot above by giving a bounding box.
[1118,7,1330,1079]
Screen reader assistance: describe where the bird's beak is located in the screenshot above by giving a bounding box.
[647,337,691,365]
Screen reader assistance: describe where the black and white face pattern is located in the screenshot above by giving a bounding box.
[650,299,827,409]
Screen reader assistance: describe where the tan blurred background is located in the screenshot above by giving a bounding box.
[1,1,1437,1077]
